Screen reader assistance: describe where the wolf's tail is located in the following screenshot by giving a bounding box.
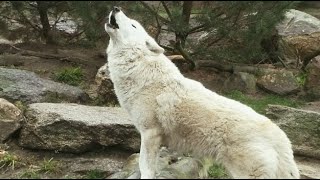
[275,148,300,179]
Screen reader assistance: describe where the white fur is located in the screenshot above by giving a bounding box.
[105,9,300,179]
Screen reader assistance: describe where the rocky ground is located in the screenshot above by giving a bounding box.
[1,7,320,179]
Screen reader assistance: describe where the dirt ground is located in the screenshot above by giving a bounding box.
[1,42,320,179]
[11,42,107,87]
[0,138,132,179]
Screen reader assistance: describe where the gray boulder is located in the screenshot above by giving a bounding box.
[266,104,320,159]
[0,67,89,104]
[19,103,140,153]
[305,56,320,99]
[275,9,320,67]
[256,69,300,95]
[90,63,118,105]
[223,72,256,94]
[0,98,22,142]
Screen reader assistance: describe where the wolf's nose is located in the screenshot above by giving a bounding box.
[113,6,121,12]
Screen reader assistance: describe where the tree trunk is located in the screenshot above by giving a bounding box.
[36,1,55,44]
[182,1,193,26]
[177,1,193,48]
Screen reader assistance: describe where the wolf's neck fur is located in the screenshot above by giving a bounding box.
[107,46,183,107]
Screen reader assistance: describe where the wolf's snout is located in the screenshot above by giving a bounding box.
[113,6,121,12]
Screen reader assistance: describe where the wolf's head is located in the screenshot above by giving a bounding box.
[105,6,164,55]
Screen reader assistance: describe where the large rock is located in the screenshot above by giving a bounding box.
[295,156,320,179]
[64,156,125,178]
[256,69,300,95]
[0,98,22,142]
[93,63,118,105]
[305,56,320,99]
[275,9,320,67]
[107,147,203,179]
[265,104,320,159]
[19,103,140,153]
[0,67,89,104]
[223,72,256,93]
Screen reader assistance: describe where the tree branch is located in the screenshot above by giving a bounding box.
[161,1,173,21]
[160,44,175,52]
[188,24,206,34]
[182,1,193,26]
[175,40,195,70]
[187,11,225,34]
[139,1,170,23]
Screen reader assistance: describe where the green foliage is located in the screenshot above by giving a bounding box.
[68,1,110,45]
[14,100,27,113]
[20,157,58,178]
[198,158,229,179]
[0,151,19,170]
[20,170,41,179]
[82,169,106,179]
[53,67,83,86]
[295,71,308,87]
[225,90,304,114]
[207,163,229,178]
[0,1,69,43]
[39,157,58,174]
[193,1,299,63]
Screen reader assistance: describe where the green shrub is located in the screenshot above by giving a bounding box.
[295,71,308,87]
[0,151,19,170]
[53,67,83,86]
[39,157,58,174]
[207,163,229,178]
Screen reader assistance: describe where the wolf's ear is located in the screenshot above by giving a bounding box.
[146,36,164,54]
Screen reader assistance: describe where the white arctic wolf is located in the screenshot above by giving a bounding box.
[104,6,300,179]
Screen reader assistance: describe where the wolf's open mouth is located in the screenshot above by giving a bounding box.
[108,14,119,29]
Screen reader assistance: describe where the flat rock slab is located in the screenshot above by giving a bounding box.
[0,67,89,104]
[18,103,140,153]
[266,104,320,159]
[295,156,320,179]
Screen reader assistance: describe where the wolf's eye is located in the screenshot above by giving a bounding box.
[132,24,136,28]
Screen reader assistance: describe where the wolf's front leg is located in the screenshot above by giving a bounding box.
[139,128,162,179]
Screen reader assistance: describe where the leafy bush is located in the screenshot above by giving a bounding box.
[207,163,229,178]
[295,71,308,87]
[0,151,19,170]
[53,67,83,86]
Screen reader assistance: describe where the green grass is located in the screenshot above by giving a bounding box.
[199,158,229,179]
[82,169,106,179]
[207,163,229,178]
[225,90,304,114]
[20,169,41,179]
[0,151,20,170]
[53,67,84,86]
[295,71,308,87]
[38,157,58,174]
[14,100,27,113]
[20,158,59,179]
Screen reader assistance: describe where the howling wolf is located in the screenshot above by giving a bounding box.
[104,6,300,179]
